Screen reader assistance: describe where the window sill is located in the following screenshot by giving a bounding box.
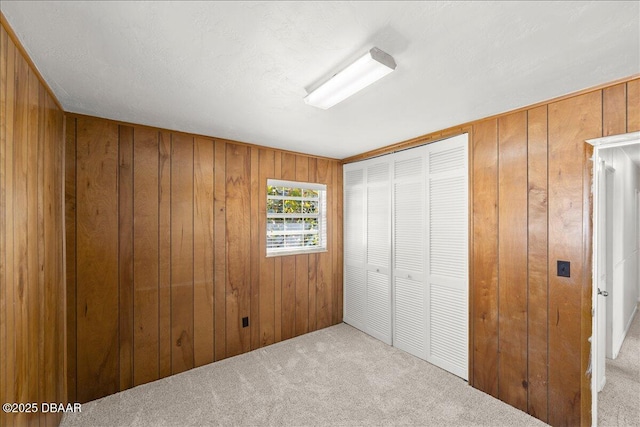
[266,248,328,258]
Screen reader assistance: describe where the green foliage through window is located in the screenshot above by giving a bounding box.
[266,180,326,255]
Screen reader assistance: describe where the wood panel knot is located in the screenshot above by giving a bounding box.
[522,380,528,389]
[176,330,189,347]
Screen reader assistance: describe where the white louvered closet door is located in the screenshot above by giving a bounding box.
[343,167,366,332]
[365,161,392,344]
[392,146,428,359]
[425,134,469,380]
[343,134,469,381]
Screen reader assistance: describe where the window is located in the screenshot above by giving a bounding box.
[266,179,327,256]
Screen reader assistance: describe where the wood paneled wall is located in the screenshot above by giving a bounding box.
[345,77,639,427]
[0,22,66,427]
[65,114,343,403]
[470,80,639,427]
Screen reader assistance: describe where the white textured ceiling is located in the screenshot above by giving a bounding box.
[2,1,639,159]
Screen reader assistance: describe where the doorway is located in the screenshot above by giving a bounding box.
[588,131,640,426]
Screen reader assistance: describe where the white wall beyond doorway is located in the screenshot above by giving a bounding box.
[587,131,640,427]
[599,145,640,359]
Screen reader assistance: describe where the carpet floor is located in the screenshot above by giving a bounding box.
[598,305,640,427]
[61,323,547,427]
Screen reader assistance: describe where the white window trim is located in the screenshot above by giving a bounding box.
[266,179,327,257]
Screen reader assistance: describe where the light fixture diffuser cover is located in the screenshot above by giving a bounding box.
[304,47,396,110]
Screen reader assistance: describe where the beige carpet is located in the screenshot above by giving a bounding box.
[598,305,640,427]
[61,323,546,427]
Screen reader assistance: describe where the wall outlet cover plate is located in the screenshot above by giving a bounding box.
[557,260,570,278]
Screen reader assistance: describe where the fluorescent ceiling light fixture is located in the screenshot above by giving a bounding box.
[304,47,396,110]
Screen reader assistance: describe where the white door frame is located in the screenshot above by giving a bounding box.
[586,131,640,427]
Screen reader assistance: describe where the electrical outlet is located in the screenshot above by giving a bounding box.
[557,261,570,278]
[242,317,249,328]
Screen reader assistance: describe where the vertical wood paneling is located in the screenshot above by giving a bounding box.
[280,153,296,340]
[56,105,66,425]
[280,255,296,340]
[0,26,7,427]
[547,91,601,426]
[48,97,64,426]
[60,108,66,415]
[307,159,318,333]
[316,158,333,329]
[627,79,640,132]
[76,117,119,403]
[4,16,354,425]
[158,131,172,378]
[472,119,499,397]
[0,7,619,416]
[331,158,339,325]
[193,137,214,367]
[43,95,54,426]
[214,141,226,361]
[26,67,40,427]
[118,125,134,391]
[250,148,260,349]
[497,111,528,411]
[274,153,283,343]
[64,116,342,404]
[39,91,49,424]
[170,134,194,374]
[64,116,77,403]
[3,38,16,427]
[603,84,627,136]
[333,160,343,326]
[133,128,160,384]
[259,149,275,346]
[295,156,309,337]
[226,144,251,356]
[527,105,549,422]
[13,45,29,426]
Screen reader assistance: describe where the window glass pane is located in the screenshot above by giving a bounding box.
[289,199,304,213]
[267,199,284,213]
[266,179,326,255]
[304,234,318,246]
[303,200,318,213]
[303,189,319,198]
[267,217,284,232]
[267,236,283,248]
[284,218,300,231]
[285,235,302,247]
